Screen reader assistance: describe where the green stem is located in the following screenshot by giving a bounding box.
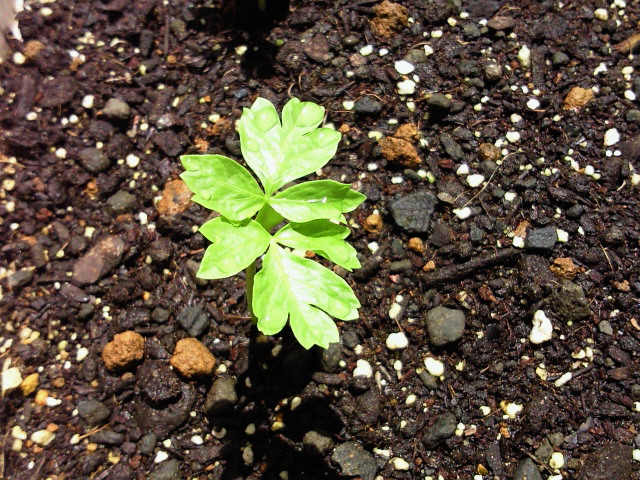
[245,205,270,324]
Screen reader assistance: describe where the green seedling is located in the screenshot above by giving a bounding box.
[180,97,365,349]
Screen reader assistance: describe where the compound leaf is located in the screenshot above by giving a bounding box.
[197,217,271,279]
[274,220,360,271]
[253,244,360,348]
[180,154,265,221]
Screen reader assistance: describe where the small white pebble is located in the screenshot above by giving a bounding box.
[456,163,470,176]
[343,100,354,111]
[368,242,379,254]
[26,112,37,121]
[191,435,204,445]
[453,207,471,220]
[512,236,525,248]
[501,401,523,419]
[379,48,389,56]
[594,8,609,20]
[530,310,553,344]
[554,372,572,387]
[625,90,636,101]
[424,45,434,56]
[594,62,608,75]
[633,449,640,461]
[126,154,140,168]
[556,229,569,242]
[424,357,444,377]
[30,430,55,446]
[405,394,417,406]
[527,98,541,110]
[466,174,485,188]
[55,148,67,159]
[76,347,89,362]
[431,30,443,38]
[506,131,521,143]
[82,95,94,109]
[397,79,416,95]
[389,303,402,320]
[549,452,564,469]
[13,52,26,65]
[45,397,62,407]
[367,162,378,171]
[40,7,53,16]
[504,192,516,202]
[154,451,169,463]
[395,60,415,75]
[517,45,531,69]
[386,332,409,351]
[510,113,523,123]
[392,457,410,471]
[353,359,373,378]
[604,128,620,146]
[359,45,373,56]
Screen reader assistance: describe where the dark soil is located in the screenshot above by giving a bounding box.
[1,0,640,479]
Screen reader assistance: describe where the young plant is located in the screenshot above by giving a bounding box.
[180,97,365,349]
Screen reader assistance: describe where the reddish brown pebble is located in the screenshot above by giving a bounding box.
[170,338,216,378]
[407,237,424,254]
[363,214,383,235]
[478,143,501,162]
[378,136,421,168]
[102,331,145,371]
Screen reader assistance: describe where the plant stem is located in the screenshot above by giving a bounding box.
[245,204,269,324]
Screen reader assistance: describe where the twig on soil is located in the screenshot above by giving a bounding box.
[0,427,8,479]
[27,456,46,480]
[515,446,554,474]
[76,423,109,441]
[420,248,521,287]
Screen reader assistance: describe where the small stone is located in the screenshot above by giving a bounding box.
[176,306,209,337]
[370,0,408,39]
[386,332,408,350]
[576,442,632,480]
[427,93,451,112]
[484,62,502,81]
[393,123,419,142]
[467,174,485,187]
[31,430,55,446]
[379,136,420,167]
[422,411,457,449]
[303,430,334,456]
[517,45,531,69]
[425,307,465,346]
[157,180,192,216]
[102,331,145,371]
[392,457,410,471]
[546,280,591,323]
[139,433,158,455]
[604,128,620,147]
[149,458,181,480]
[204,377,237,416]
[525,227,557,252]
[138,360,182,405]
[78,148,111,173]
[170,338,215,378]
[395,60,415,75]
[20,373,39,396]
[389,190,438,233]
[424,357,444,377]
[598,320,613,335]
[73,235,125,286]
[506,131,521,143]
[407,237,423,253]
[102,98,131,120]
[594,8,609,21]
[549,257,580,280]
[77,399,111,426]
[23,40,45,60]
[513,458,543,480]
[563,86,594,110]
[397,79,416,95]
[551,51,570,67]
[90,430,125,446]
[8,269,34,289]
[353,96,382,116]
[440,133,464,161]
[363,214,383,234]
[353,359,373,378]
[106,190,137,214]
[2,367,23,395]
[530,310,553,344]
[332,442,378,480]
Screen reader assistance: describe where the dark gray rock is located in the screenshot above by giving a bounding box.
[353,96,382,116]
[151,307,170,324]
[484,62,502,81]
[204,377,238,416]
[319,342,341,373]
[146,238,173,263]
[106,190,136,214]
[303,430,335,456]
[177,305,209,337]
[389,259,412,273]
[73,235,125,286]
[137,360,182,405]
[513,458,543,480]
[78,148,111,173]
[524,227,557,251]
[154,131,184,157]
[534,438,553,463]
[105,134,132,159]
[102,97,131,120]
[427,93,451,112]
[576,442,632,480]
[551,51,570,67]
[422,411,457,449]
[77,399,111,426]
[426,307,465,346]
[88,120,115,141]
[303,35,332,62]
[417,369,439,390]
[440,133,464,161]
[139,433,157,455]
[331,442,378,480]
[149,459,181,480]
[625,109,640,125]
[8,269,34,289]
[90,430,125,446]
[389,190,438,233]
[546,280,591,323]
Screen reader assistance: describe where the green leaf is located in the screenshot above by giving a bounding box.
[269,180,364,223]
[280,128,342,186]
[238,98,283,194]
[274,220,360,271]
[257,203,284,231]
[253,245,360,348]
[197,217,271,279]
[281,97,325,139]
[180,154,266,221]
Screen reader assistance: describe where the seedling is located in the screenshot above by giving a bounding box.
[180,97,365,349]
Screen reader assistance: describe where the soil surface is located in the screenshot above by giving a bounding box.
[1,0,640,479]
